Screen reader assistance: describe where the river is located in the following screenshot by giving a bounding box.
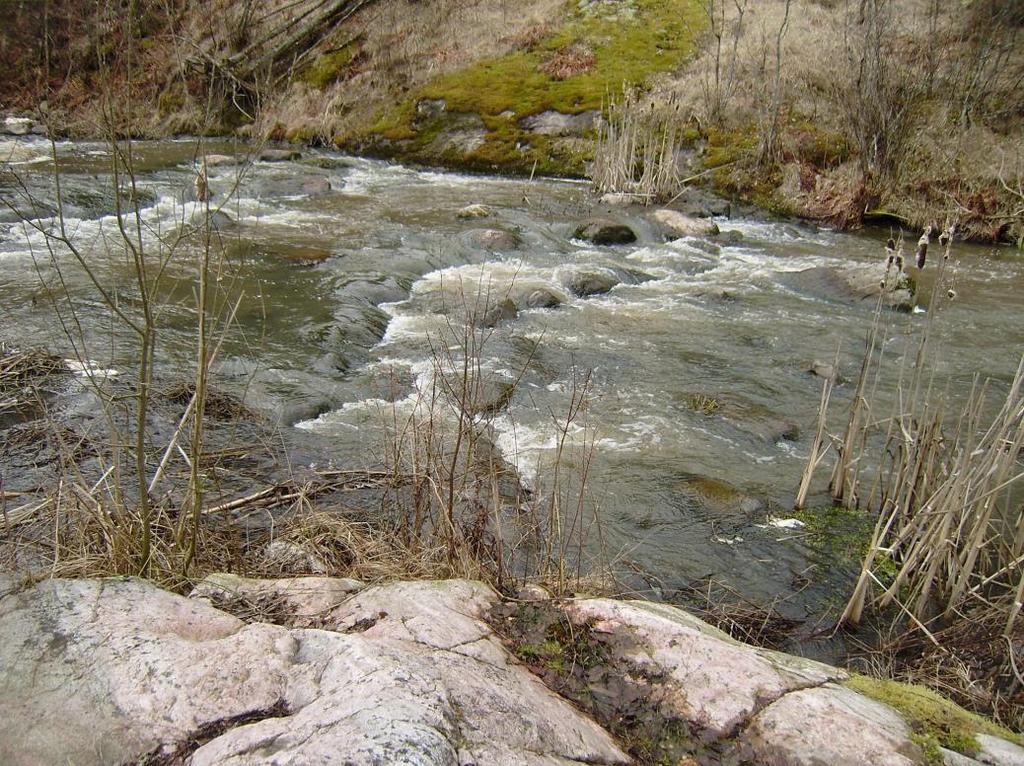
[2,137,1022,648]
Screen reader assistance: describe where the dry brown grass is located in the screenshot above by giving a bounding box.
[0,468,464,593]
[794,231,1024,729]
[257,0,565,142]
[537,44,596,80]
[662,0,1024,242]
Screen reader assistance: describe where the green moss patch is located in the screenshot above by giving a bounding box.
[845,673,1024,758]
[298,44,360,90]
[418,0,705,118]
[353,0,705,175]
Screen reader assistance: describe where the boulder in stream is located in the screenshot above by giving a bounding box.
[258,175,332,197]
[563,269,619,297]
[574,218,637,245]
[457,203,493,220]
[203,153,240,167]
[259,148,302,162]
[781,265,915,312]
[651,208,720,238]
[472,228,522,250]
[2,117,34,136]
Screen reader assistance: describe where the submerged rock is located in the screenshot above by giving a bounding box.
[203,153,239,167]
[781,265,915,312]
[809,359,839,383]
[574,218,637,245]
[457,203,493,219]
[519,286,564,309]
[258,175,331,197]
[259,148,302,162]
[472,228,521,250]
[677,475,766,517]
[480,297,518,327]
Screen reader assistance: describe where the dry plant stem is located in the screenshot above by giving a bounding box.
[838,235,1024,640]
[794,364,835,511]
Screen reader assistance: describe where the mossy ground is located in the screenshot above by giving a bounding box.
[845,673,1024,762]
[349,0,706,175]
[791,504,895,575]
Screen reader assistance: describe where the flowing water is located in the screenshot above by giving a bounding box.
[2,138,1022,642]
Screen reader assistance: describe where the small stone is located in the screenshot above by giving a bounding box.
[516,584,552,601]
[260,540,330,574]
[599,192,639,206]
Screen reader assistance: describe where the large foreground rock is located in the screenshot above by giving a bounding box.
[0,577,627,766]
[2,576,1021,766]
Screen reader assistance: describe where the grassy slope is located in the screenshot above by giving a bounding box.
[346,0,705,175]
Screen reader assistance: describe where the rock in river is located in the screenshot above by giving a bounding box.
[563,269,619,297]
[259,148,302,162]
[651,208,720,238]
[574,218,637,245]
[457,203,493,220]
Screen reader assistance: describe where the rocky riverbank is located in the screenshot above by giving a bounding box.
[4,1,1021,244]
[1,573,1021,765]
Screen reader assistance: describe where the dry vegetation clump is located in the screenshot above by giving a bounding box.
[679,577,802,650]
[795,229,1024,728]
[592,88,687,202]
[538,44,597,80]
[161,381,255,422]
[0,348,70,421]
[1,467,470,592]
[889,606,1024,732]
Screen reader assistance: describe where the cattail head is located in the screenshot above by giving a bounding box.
[947,289,957,300]
[886,237,896,252]
[879,280,886,289]
[916,227,930,269]
[895,254,904,271]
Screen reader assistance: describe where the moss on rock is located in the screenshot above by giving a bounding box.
[844,673,1024,758]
